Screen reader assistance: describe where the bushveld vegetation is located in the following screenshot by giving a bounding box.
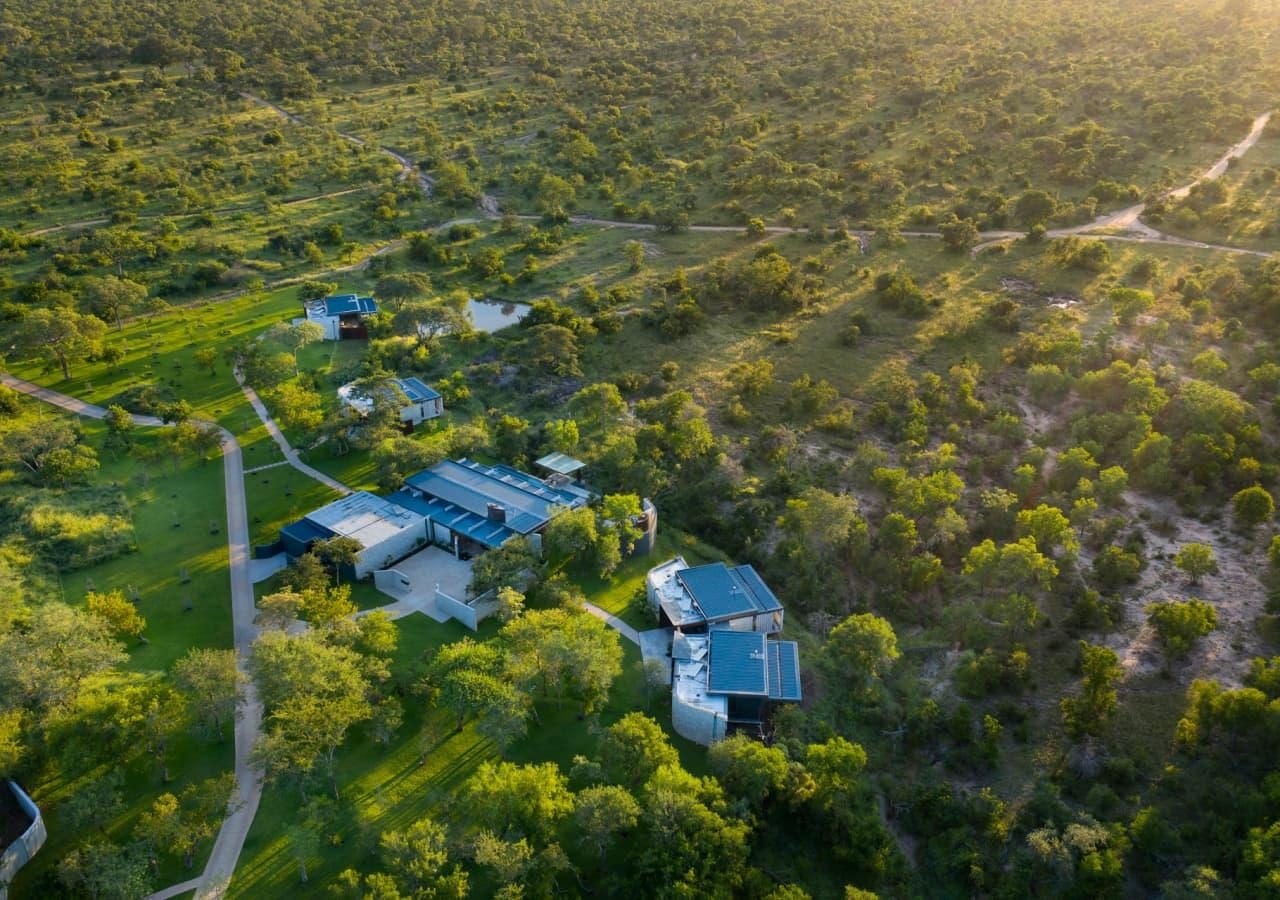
[3,1,1280,898]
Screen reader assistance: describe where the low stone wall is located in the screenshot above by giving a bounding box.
[0,781,46,900]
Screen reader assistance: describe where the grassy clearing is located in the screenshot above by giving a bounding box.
[575,530,728,631]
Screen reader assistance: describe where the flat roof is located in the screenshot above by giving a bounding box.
[535,451,586,476]
[677,562,783,621]
[404,459,585,535]
[768,641,802,702]
[304,491,423,549]
[707,630,769,696]
[339,377,441,412]
[280,516,336,547]
[397,376,442,403]
[316,294,378,316]
[386,489,516,549]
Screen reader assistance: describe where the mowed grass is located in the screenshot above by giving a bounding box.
[229,610,703,897]
[7,413,236,895]
[575,530,729,631]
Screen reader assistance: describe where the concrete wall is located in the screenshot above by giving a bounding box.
[0,782,46,900]
[356,523,428,579]
[401,399,444,424]
[671,695,727,746]
[435,588,478,630]
[632,498,658,557]
[373,568,411,597]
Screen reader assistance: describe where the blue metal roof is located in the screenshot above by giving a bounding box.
[396,376,442,403]
[385,489,515,549]
[677,562,783,622]
[280,516,336,546]
[707,630,769,696]
[322,294,378,316]
[403,459,584,535]
[768,641,802,702]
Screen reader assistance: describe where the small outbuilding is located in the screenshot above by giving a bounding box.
[337,376,444,431]
[304,293,379,340]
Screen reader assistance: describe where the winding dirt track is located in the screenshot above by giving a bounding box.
[244,93,1272,260]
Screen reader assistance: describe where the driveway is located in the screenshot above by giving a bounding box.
[367,545,473,622]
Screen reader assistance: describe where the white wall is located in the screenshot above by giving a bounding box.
[400,398,444,425]
[307,314,340,341]
[355,520,427,578]
[671,695,727,746]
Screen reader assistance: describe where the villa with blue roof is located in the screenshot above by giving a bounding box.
[646,557,785,634]
[304,293,379,340]
[389,458,591,557]
[338,376,444,432]
[274,458,595,628]
[647,556,801,744]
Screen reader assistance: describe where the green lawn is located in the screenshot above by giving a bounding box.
[245,463,343,549]
[6,412,236,895]
[229,610,704,897]
[575,529,728,631]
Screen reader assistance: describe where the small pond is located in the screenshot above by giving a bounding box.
[466,298,530,333]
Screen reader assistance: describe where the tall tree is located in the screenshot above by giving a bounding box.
[172,648,246,742]
[12,308,106,379]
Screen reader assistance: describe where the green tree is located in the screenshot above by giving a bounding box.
[1233,486,1274,530]
[470,536,539,595]
[12,308,106,379]
[172,648,246,742]
[545,418,580,454]
[461,760,574,843]
[824,612,900,694]
[41,443,100,487]
[601,712,680,788]
[569,383,628,435]
[266,321,325,373]
[1061,642,1123,738]
[86,589,146,642]
[0,603,126,710]
[939,215,980,252]
[1146,598,1217,661]
[574,784,641,862]
[57,840,153,900]
[194,347,217,375]
[624,240,645,272]
[708,734,791,809]
[1014,189,1057,227]
[393,300,469,349]
[134,774,236,869]
[501,607,623,714]
[1016,503,1080,560]
[248,631,372,799]
[1173,543,1218,584]
[314,536,363,584]
[543,506,598,564]
[0,708,25,777]
[80,274,147,331]
[380,816,468,898]
[375,272,433,310]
